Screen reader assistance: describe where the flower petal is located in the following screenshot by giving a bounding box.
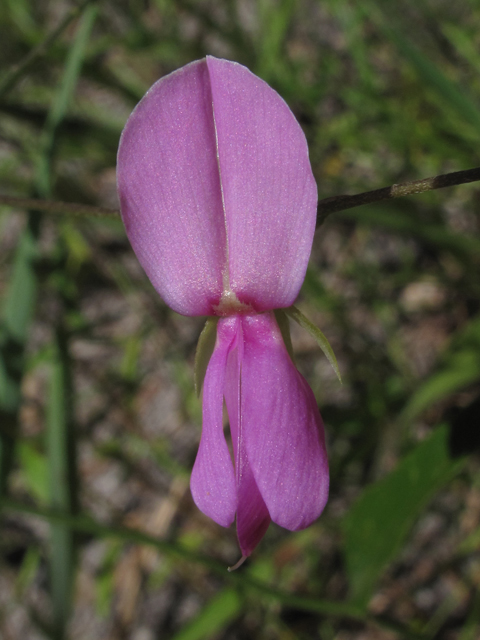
[224,328,271,556]
[241,312,329,530]
[235,458,271,556]
[235,457,272,556]
[117,59,226,316]
[190,318,238,527]
[207,56,318,311]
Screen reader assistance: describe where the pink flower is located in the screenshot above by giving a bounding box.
[117,57,329,560]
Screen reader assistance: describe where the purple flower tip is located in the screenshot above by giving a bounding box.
[117,56,329,558]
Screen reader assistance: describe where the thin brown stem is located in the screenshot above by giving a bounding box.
[2,166,479,224]
[0,497,430,639]
[0,195,118,218]
[0,0,96,99]
[317,166,480,226]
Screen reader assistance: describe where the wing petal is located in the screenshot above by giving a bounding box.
[241,312,329,530]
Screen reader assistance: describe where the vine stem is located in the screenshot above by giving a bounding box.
[0,195,118,218]
[0,166,479,222]
[316,166,480,226]
[0,498,430,639]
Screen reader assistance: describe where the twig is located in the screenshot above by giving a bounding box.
[2,166,479,223]
[0,194,119,218]
[0,498,430,639]
[0,0,96,99]
[317,166,480,226]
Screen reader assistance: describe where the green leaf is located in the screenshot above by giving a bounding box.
[343,425,465,606]
[442,22,480,72]
[256,0,296,80]
[2,218,39,343]
[459,524,480,555]
[0,213,40,495]
[194,317,218,396]
[170,588,242,640]
[120,335,142,382]
[401,350,480,425]
[62,223,91,272]
[18,442,48,503]
[285,305,342,382]
[47,331,77,640]
[400,315,480,424]
[95,542,122,617]
[5,0,36,36]
[15,546,41,598]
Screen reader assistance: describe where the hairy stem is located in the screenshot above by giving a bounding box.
[0,195,118,218]
[316,166,480,225]
[1,166,479,223]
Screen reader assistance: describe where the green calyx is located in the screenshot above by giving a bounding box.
[194,317,219,396]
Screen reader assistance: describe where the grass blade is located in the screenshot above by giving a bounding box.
[0,213,40,495]
[400,316,480,425]
[359,1,480,134]
[194,317,218,396]
[35,6,97,637]
[0,0,96,99]
[171,589,243,640]
[37,3,98,197]
[47,328,77,640]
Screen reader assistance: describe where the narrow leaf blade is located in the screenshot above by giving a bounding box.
[343,425,465,606]
[171,588,242,640]
[285,305,342,382]
[47,331,76,639]
[194,317,218,396]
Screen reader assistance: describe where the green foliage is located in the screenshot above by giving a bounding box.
[344,425,465,606]
[47,335,76,639]
[0,0,480,638]
[0,214,40,494]
[18,442,48,503]
[194,317,218,395]
[361,1,480,136]
[171,589,243,640]
[401,315,480,423]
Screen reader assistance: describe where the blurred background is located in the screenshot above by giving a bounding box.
[0,1,480,639]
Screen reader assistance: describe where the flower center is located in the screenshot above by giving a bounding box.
[213,289,252,316]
